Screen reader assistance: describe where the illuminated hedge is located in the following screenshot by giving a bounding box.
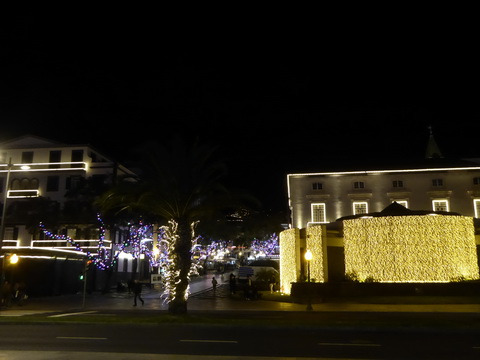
[280,228,298,294]
[344,215,479,282]
[306,226,326,283]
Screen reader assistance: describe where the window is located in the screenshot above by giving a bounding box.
[392,180,404,188]
[312,182,322,190]
[353,181,365,189]
[46,176,60,192]
[71,149,84,168]
[66,176,83,191]
[71,149,84,162]
[474,177,480,185]
[353,202,368,215]
[311,203,326,223]
[432,178,443,187]
[10,178,39,190]
[432,199,449,212]
[21,151,34,164]
[474,199,480,218]
[49,150,61,168]
[395,200,408,208]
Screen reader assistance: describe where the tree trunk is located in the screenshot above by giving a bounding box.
[168,218,192,314]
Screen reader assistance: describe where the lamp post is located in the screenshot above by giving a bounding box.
[304,249,313,311]
[305,249,312,282]
[0,158,12,284]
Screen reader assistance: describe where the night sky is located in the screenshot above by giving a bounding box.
[1,10,480,213]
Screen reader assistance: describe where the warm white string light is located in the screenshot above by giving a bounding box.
[344,215,479,282]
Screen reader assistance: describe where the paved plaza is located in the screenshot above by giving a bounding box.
[2,272,480,316]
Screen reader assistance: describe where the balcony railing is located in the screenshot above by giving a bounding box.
[0,162,88,172]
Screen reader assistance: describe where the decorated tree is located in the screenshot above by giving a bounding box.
[95,136,238,314]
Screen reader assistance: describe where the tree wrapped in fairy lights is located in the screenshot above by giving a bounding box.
[39,215,157,271]
[158,220,202,303]
[95,136,240,314]
[251,233,279,258]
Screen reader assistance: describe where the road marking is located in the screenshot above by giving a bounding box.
[180,339,238,344]
[48,311,97,318]
[319,342,381,347]
[57,336,107,340]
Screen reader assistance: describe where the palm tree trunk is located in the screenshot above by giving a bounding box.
[168,218,192,314]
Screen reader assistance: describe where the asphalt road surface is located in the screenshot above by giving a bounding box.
[1,321,480,359]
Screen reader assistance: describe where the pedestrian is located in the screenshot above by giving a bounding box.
[269,275,276,293]
[244,275,253,300]
[212,276,218,295]
[13,282,27,306]
[133,280,144,306]
[229,273,237,295]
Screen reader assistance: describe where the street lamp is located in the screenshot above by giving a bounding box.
[305,249,312,282]
[304,249,313,311]
[0,158,12,284]
[9,253,18,264]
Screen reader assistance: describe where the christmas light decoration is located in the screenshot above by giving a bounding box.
[306,225,326,282]
[251,234,280,257]
[39,215,159,271]
[158,220,201,304]
[344,215,479,282]
[279,228,298,294]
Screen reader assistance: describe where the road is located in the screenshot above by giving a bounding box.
[1,320,480,359]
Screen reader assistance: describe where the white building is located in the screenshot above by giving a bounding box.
[0,135,136,249]
[282,134,480,288]
[287,159,480,229]
[287,131,480,231]
[0,135,139,295]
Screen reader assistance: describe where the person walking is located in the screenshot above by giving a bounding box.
[211,276,218,295]
[133,280,144,306]
[229,273,237,295]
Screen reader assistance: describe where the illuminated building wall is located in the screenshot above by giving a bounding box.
[287,165,480,230]
[280,225,329,294]
[306,225,328,283]
[344,215,479,282]
[279,228,300,294]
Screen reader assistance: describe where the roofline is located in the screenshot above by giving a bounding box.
[287,166,480,177]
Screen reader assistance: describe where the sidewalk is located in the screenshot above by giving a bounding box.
[2,273,480,315]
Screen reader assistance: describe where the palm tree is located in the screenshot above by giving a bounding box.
[96,135,242,313]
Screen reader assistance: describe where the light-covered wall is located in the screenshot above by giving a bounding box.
[279,228,298,294]
[306,225,328,283]
[343,215,479,282]
[280,225,328,294]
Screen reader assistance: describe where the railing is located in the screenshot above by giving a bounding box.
[0,162,88,172]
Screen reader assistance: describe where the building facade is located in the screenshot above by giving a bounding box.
[0,135,138,295]
[287,158,480,229]
[283,134,480,287]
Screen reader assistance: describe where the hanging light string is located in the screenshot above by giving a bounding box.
[39,214,160,270]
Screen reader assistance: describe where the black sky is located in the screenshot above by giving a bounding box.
[1,9,480,212]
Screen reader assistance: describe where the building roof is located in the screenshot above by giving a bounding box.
[288,157,480,177]
[0,134,68,149]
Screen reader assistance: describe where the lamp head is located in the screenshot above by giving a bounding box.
[304,249,312,261]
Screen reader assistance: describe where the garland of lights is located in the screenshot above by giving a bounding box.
[39,215,158,271]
